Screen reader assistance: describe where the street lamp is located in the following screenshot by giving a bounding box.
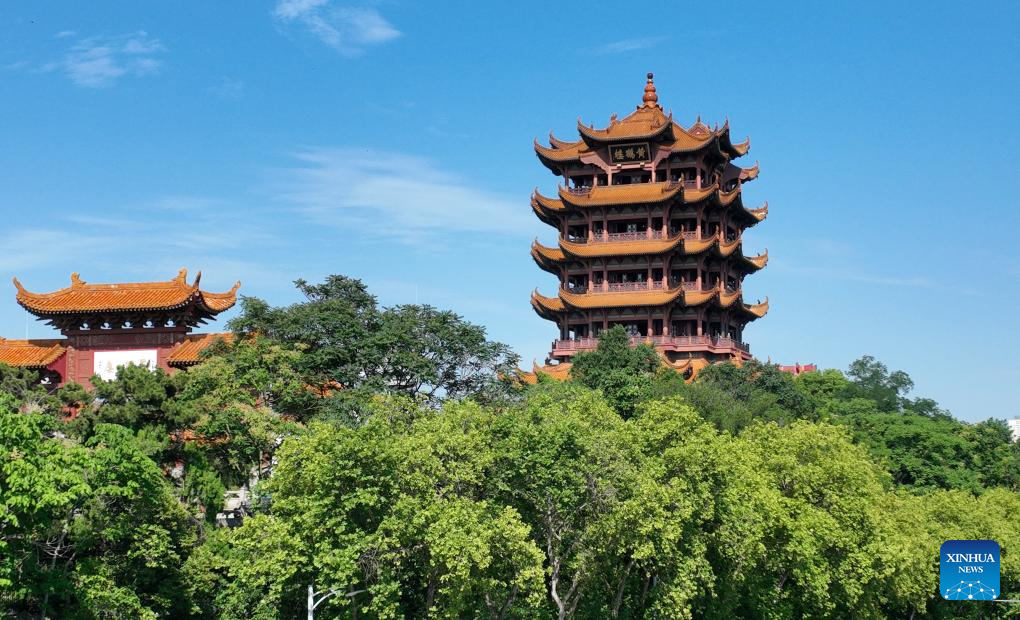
[307,584,364,619]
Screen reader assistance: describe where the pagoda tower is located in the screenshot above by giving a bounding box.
[529,73,768,376]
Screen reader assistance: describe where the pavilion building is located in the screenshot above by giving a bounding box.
[0,269,238,388]
[528,73,768,378]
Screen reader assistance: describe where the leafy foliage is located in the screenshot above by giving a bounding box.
[0,398,195,617]
[569,325,659,418]
[2,272,1019,618]
[230,275,519,419]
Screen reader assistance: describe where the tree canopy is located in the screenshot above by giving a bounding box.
[2,274,1018,618]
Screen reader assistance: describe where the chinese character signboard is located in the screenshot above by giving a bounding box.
[608,142,651,164]
[93,349,158,380]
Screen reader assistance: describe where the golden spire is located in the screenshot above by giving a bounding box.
[641,72,659,109]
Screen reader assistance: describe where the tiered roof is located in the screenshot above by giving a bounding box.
[534,74,750,173]
[0,338,65,368]
[0,333,234,371]
[517,360,573,385]
[13,269,240,323]
[531,186,767,226]
[531,237,768,265]
[531,287,768,318]
[519,353,722,385]
[167,333,234,367]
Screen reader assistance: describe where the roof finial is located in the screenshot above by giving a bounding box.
[641,72,659,109]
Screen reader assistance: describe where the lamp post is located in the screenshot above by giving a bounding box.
[307,584,364,619]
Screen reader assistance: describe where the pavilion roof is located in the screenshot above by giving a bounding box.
[530,242,566,275]
[517,361,573,385]
[577,105,675,143]
[532,235,767,267]
[536,120,749,166]
[532,191,566,212]
[13,269,240,316]
[557,182,683,208]
[531,286,769,317]
[533,137,592,163]
[559,286,683,309]
[747,201,768,222]
[0,338,65,368]
[741,297,770,318]
[535,74,751,170]
[558,235,684,258]
[167,333,233,367]
[533,183,755,216]
[738,249,769,271]
[519,355,716,385]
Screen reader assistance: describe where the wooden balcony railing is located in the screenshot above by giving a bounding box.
[606,230,665,242]
[567,230,668,244]
[552,335,750,354]
[605,281,665,292]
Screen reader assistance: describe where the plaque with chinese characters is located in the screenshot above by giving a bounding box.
[608,142,651,164]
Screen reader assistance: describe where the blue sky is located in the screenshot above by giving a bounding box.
[2,1,1018,421]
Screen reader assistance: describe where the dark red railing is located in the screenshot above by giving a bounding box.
[552,335,749,355]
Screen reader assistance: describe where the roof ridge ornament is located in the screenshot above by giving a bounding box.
[640,72,660,110]
[70,272,84,287]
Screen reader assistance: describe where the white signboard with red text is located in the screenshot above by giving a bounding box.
[93,349,158,380]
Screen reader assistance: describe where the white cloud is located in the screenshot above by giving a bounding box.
[596,36,666,55]
[273,2,401,56]
[270,147,532,243]
[275,0,331,20]
[47,31,165,88]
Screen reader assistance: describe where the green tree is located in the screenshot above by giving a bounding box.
[69,363,185,449]
[0,394,86,608]
[838,411,1002,492]
[696,360,815,424]
[1,398,197,618]
[793,367,853,407]
[230,276,383,396]
[719,421,895,618]
[376,304,519,406]
[846,355,914,412]
[229,275,518,420]
[0,363,57,413]
[568,326,660,418]
[192,397,548,618]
